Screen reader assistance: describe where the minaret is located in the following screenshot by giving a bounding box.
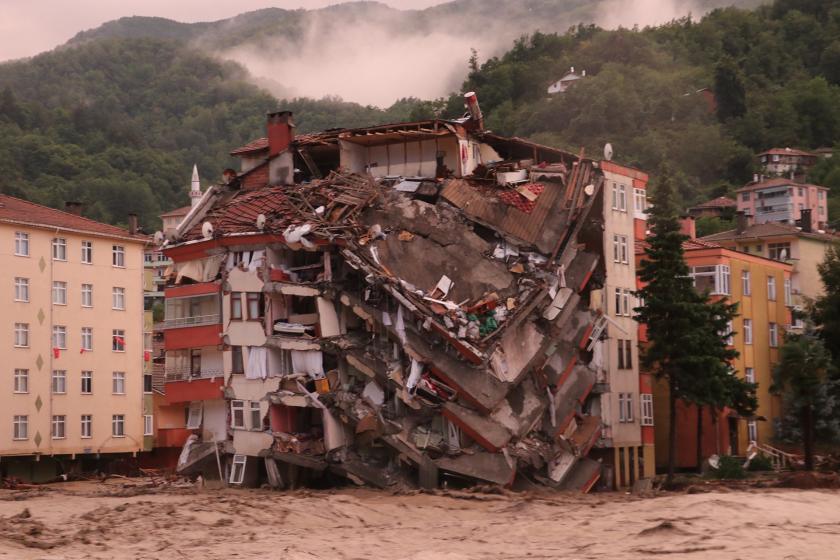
[190,164,202,207]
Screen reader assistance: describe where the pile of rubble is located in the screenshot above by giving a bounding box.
[168,109,611,491]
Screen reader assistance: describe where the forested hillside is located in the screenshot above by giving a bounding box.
[0,40,417,227]
[449,0,840,223]
[1,0,838,230]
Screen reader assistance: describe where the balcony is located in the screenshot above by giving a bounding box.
[165,366,224,382]
[164,313,221,329]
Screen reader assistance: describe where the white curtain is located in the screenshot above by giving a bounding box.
[245,346,268,380]
[291,350,324,378]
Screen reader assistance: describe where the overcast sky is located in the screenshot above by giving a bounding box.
[0,0,443,61]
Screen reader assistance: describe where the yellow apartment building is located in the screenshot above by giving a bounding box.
[646,229,793,469]
[0,196,147,480]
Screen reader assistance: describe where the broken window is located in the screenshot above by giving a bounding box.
[231,400,245,428]
[229,454,246,484]
[186,402,203,429]
[231,346,244,374]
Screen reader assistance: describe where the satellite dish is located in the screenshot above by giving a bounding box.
[256,214,266,230]
[603,143,614,161]
[584,184,595,196]
[153,231,164,245]
[201,221,214,240]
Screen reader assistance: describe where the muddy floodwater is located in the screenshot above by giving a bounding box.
[0,480,838,559]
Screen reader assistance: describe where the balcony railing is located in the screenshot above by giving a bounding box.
[165,367,224,382]
[163,313,221,329]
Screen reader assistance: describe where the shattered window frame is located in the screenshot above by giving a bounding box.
[231,346,244,374]
[230,454,247,484]
[231,400,246,429]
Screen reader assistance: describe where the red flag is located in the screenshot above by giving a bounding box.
[114,336,125,344]
[79,348,86,354]
[53,347,60,358]
[144,350,151,362]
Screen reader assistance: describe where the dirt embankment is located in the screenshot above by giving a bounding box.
[0,480,838,559]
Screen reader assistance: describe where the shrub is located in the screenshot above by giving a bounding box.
[747,454,774,472]
[712,455,746,479]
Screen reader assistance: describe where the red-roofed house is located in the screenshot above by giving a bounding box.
[688,196,737,219]
[757,147,818,177]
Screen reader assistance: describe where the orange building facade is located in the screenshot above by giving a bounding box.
[637,220,793,470]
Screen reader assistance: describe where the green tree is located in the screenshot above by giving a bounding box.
[771,328,838,470]
[813,243,840,365]
[714,56,747,121]
[636,168,742,483]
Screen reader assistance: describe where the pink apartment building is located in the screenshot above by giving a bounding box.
[736,177,829,231]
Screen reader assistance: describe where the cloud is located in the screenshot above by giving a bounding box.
[596,0,703,28]
[218,14,491,107]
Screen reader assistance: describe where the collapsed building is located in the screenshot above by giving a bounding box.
[160,96,650,491]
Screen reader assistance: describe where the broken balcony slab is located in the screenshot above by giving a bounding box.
[436,451,516,487]
[370,233,514,304]
[561,457,601,493]
[489,375,546,440]
[440,178,570,254]
[404,328,509,413]
[264,281,322,296]
[264,335,322,351]
[442,401,512,452]
[564,251,599,293]
[265,451,329,471]
[329,457,394,489]
[489,319,545,384]
[569,414,602,457]
[546,365,596,437]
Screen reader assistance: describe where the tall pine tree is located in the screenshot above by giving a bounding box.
[636,169,754,482]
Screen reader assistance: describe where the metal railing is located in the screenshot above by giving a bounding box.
[163,313,221,329]
[753,442,799,471]
[165,367,224,382]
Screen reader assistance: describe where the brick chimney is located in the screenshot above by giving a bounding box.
[680,216,696,239]
[798,208,812,233]
[736,211,750,235]
[65,201,83,216]
[127,213,139,235]
[267,111,295,157]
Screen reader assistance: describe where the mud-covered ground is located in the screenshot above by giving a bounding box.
[0,479,838,559]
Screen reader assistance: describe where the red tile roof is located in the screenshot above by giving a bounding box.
[758,148,816,158]
[691,196,736,209]
[230,137,269,156]
[700,222,839,243]
[736,177,828,193]
[183,187,297,241]
[0,195,147,242]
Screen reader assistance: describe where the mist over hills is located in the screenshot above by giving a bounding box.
[3,0,839,233]
[66,0,764,105]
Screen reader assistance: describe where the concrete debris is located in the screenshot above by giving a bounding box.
[164,107,610,492]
